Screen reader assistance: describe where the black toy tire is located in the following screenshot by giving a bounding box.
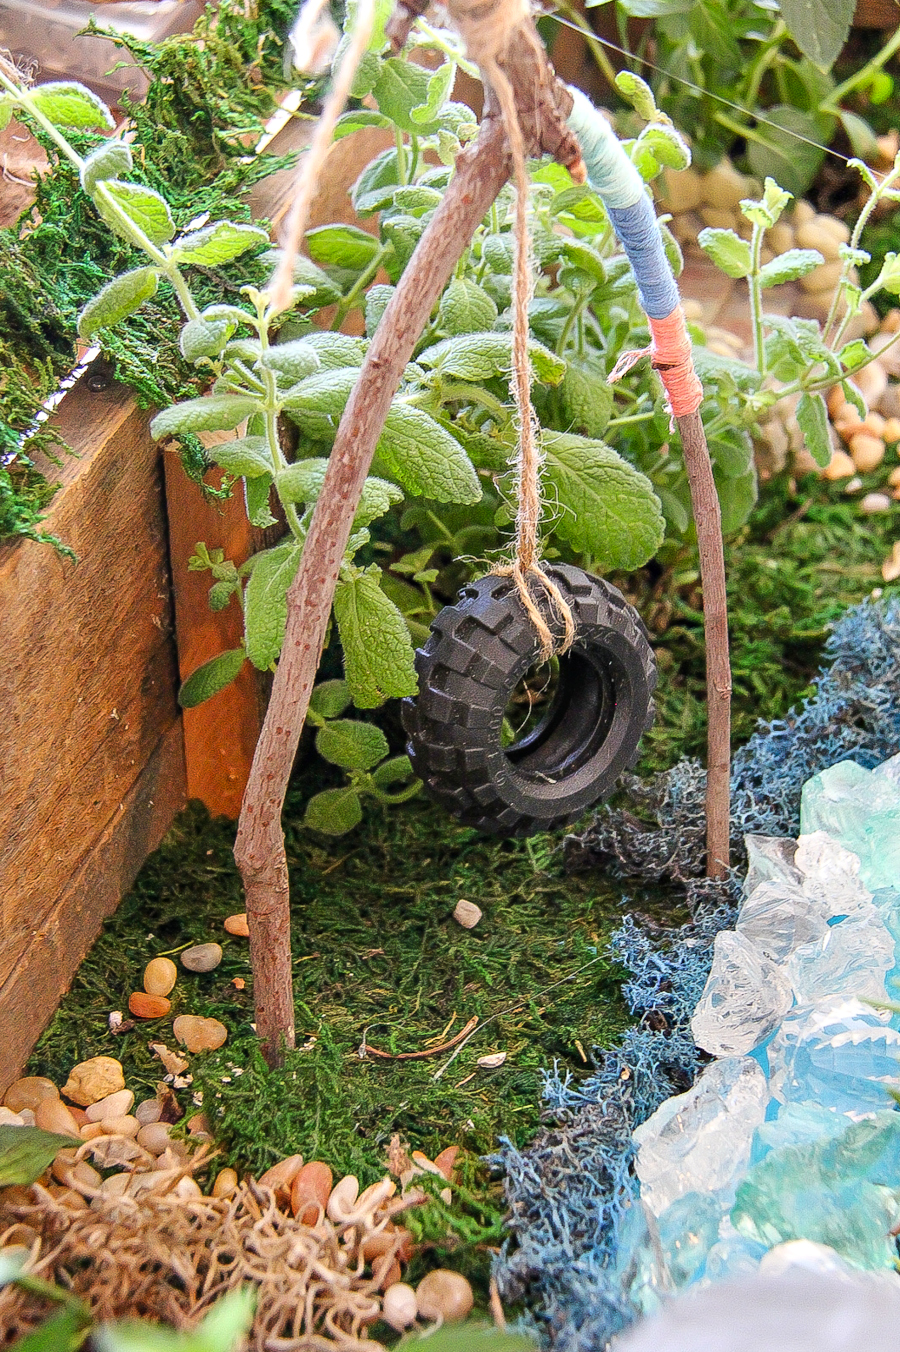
[401,563,657,837]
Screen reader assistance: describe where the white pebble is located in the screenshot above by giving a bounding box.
[382,1282,418,1331]
[453,899,482,929]
[86,1089,134,1123]
[861,492,892,514]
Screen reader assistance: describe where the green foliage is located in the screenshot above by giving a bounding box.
[0,1125,78,1186]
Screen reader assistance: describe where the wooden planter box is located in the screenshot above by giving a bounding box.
[0,118,392,1095]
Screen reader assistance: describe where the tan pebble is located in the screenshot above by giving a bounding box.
[129,992,171,1020]
[884,420,900,445]
[815,214,850,245]
[434,1146,459,1181]
[883,542,900,581]
[863,412,887,437]
[224,913,249,937]
[416,1269,474,1323]
[212,1167,239,1199]
[4,1077,59,1114]
[382,1281,418,1331]
[699,205,736,230]
[174,1176,203,1201]
[477,1051,507,1069]
[824,450,856,480]
[53,1156,102,1195]
[682,297,704,322]
[356,1178,396,1215]
[154,1143,190,1170]
[86,1137,152,1170]
[855,362,888,406]
[453,899,482,929]
[136,1122,173,1155]
[33,1098,79,1136]
[701,160,751,210]
[326,1174,359,1222]
[101,1115,139,1138]
[172,1015,227,1053]
[799,260,843,293]
[362,1229,399,1261]
[883,310,900,335]
[53,1187,87,1211]
[795,220,841,261]
[61,1057,124,1107]
[0,1108,25,1126]
[844,476,864,494]
[768,222,794,255]
[291,1160,333,1225]
[187,1112,211,1137]
[380,1259,403,1291]
[181,943,222,974]
[17,1110,35,1128]
[135,1098,163,1126]
[258,1154,305,1203]
[826,386,845,419]
[144,957,178,997]
[850,432,885,472]
[98,1173,131,1200]
[80,1122,106,1141]
[86,1089,134,1123]
[659,166,702,214]
[792,200,816,226]
[232,977,246,991]
[861,493,892,514]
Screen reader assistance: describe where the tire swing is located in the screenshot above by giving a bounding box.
[404,85,704,837]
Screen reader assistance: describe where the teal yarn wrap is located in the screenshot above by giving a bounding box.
[566,86,644,210]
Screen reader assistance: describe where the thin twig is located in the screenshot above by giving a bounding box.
[362,1015,479,1060]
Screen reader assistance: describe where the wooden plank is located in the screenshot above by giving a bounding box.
[0,361,181,993]
[0,718,186,1095]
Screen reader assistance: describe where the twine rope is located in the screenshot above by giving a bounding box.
[452,0,576,662]
[269,0,376,315]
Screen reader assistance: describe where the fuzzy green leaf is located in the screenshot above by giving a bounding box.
[244,542,302,670]
[838,339,871,373]
[418,332,566,385]
[282,369,357,438]
[178,648,246,708]
[80,140,133,194]
[245,474,276,529]
[316,719,389,771]
[543,433,665,569]
[180,316,234,363]
[0,101,11,134]
[299,332,368,371]
[264,340,320,384]
[778,0,854,68]
[17,1308,89,1351]
[97,1289,256,1352]
[560,356,614,437]
[378,405,481,504]
[309,679,352,720]
[334,568,418,707]
[303,787,363,836]
[878,252,900,297]
[0,1126,78,1187]
[697,227,752,279]
[757,248,824,289]
[209,436,271,479]
[746,109,826,199]
[30,81,113,130]
[151,395,259,440]
[77,267,159,339]
[305,223,380,271]
[366,284,395,336]
[372,57,451,135]
[796,390,832,469]
[438,278,498,336]
[614,70,658,120]
[95,180,175,245]
[171,221,268,266]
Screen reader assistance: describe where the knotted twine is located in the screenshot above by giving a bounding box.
[450,0,576,662]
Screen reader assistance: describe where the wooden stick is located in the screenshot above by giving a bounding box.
[676,409,731,877]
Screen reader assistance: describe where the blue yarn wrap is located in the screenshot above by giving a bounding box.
[566,87,680,319]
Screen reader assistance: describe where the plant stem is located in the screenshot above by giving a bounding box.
[824,24,900,112]
[550,0,619,90]
[748,221,765,376]
[331,246,392,329]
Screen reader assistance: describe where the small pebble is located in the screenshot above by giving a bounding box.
[143,957,178,997]
[101,1115,139,1139]
[3,1077,59,1114]
[86,1089,134,1123]
[61,1057,124,1107]
[175,1176,203,1201]
[80,1122,106,1141]
[861,492,892,514]
[291,1160,333,1224]
[181,943,223,973]
[187,1112,211,1137]
[415,1269,473,1323]
[258,1154,305,1203]
[212,1167,239,1199]
[17,1110,35,1127]
[136,1122,173,1155]
[52,1153,102,1195]
[885,417,900,444]
[434,1146,459,1181]
[849,431,885,472]
[326,1174,359,1222]
[224,913,250,937]
[33,1098,79,1136]
[477,1051,507,1069]
[172,1015,228,1053]
[453,899,482,929]
[823,449,856,481]
[128,992,171,1019]
[135,1098,163,1126]
[0,1108,25,1126]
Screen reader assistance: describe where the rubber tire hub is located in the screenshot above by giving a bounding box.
[402,563,657,837]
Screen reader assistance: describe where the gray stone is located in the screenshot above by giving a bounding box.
[180,943,223,973]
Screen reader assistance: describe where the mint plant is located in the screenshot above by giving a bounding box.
[697,156,900,470]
